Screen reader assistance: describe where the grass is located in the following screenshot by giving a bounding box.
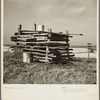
[3,52,96,84]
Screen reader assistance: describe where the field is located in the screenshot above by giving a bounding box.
[3,52,96,84]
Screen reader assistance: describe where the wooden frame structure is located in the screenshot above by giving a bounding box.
[11,25,74,63]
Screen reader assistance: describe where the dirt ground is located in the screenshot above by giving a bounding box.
[3,52,96,84]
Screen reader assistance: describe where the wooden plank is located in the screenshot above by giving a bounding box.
[16,38,36,42]
[45,46,49,61]
[22,30,49,33]
[14,45,71,51]
[25,45,44,48]
[16,41,70,47]
[48,41,67,43]
[30,46,47,48]
[50,39,69,41]
[48,36,69,41]
[33,57,50,63]
[24,48,49,53]
[17,36,48,42]
[11,36,18,41]
[31,52,46,56]
[32,34,49,37]
[58,49,73,52]
[17,34,48,37]
[16,41,69,45]
[17,34,31,38]
[15,30,73,37]
[30,52,56,57]
[36,37,47,41]
[48,43,69,47]
[49,47,70,50]
[17,39,48,42]
[39,59,49,63]
[58,52,73,54]
[49,33,73,37]
[16,30,73,38]
[61,54,74,57]
[31,52,57,58]
[33,55,52,60]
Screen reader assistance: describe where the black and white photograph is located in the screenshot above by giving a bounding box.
[3,0,97,85]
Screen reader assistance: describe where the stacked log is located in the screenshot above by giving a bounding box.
[11,25,74,63]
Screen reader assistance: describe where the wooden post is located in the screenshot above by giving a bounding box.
[45,46,49,62]
[34,23,36,31]
[18,24,22,35]
[66,31,69,60]
[87,43,92,59]
[45,36,50,63]
[43,34,50,84]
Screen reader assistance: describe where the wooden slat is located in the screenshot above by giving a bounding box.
[17,34,48,38]
[49,47,72,50]
[24,48,49,53]
[33,55,52,60]
[31,52,56,58]
[50,39,69,41]
[15,31,73,37]
[58,52,73,54]
[22,30,49,33]
[24,46,71,50]
[17,35,32,38]
[16,39,47,42]
[58,49,73,52]
[61,54,74,57]
[32,34,49,37]
[39,59,49,63]
[31,52,46,56]
[16,41,69,46]
[30,52,56,58]
[49,33,73,38]
[48,36,69,41]
[31,46,47,48]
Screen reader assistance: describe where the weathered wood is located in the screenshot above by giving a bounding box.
[33,55,52,60]
[30,51,56,57]
[61,54,74,57]
[18,25,22,35]
[24,48,49,53]
[32,53,57,58]
[39,59,49,63]
[34,23,36,31]
[49,33,73,37]
[45,46,49,61]
[21,30,73,37]
[31,52,46,56]
[11,26,75,63]
[32,34,49,37]
[11,36,18,41]
[58,52,73,54]
[49,47,72,50]
[16,41,69,46]
[17,34,48,37]
[50,38,69,41]
[23,46,73,50]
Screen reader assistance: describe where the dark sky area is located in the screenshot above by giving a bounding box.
[4,0,97,46]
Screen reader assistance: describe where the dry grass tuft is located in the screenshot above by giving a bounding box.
[3,52,96,84]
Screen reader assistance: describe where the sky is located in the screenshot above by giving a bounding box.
[4,0,97,46]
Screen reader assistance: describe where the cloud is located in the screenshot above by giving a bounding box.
[4,0,97,45]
